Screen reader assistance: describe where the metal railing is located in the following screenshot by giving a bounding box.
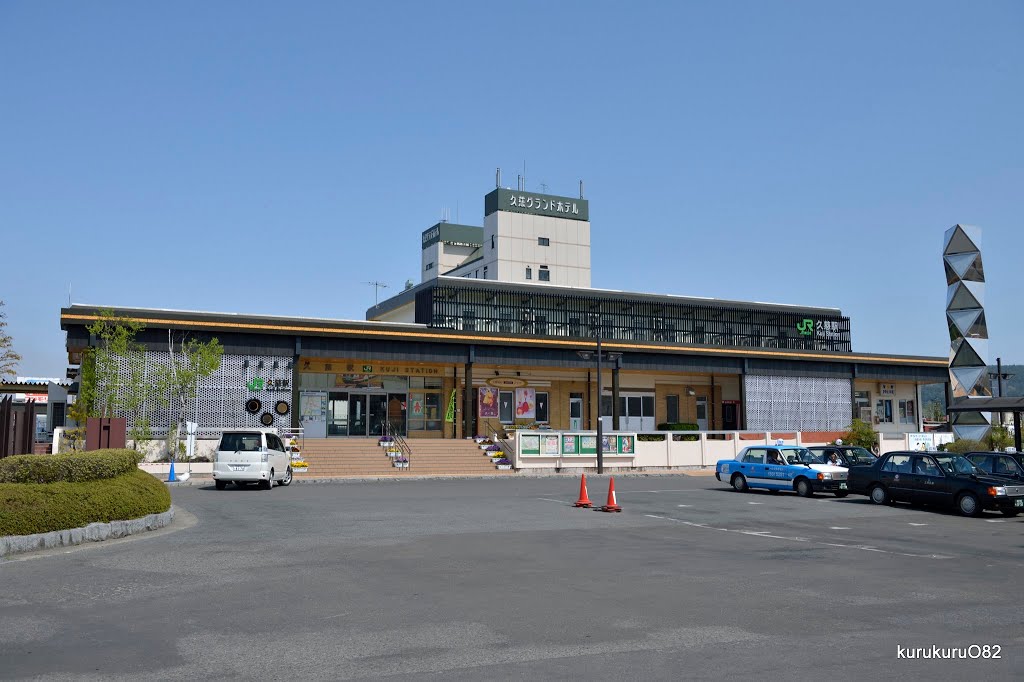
[384,421,412,471]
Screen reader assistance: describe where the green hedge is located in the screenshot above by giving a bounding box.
[0,469,171,536]
[657,423,699,431]
[0,449,138,484]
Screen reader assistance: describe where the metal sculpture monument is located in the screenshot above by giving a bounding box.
[943,224,991,442]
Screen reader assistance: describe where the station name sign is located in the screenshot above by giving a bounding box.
[485,188,589,222]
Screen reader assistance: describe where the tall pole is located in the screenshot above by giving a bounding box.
[997,357,1004,428]
[596,329,604,475]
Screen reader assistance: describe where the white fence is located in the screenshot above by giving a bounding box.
[512,429,957,470]
[513,431,837,471]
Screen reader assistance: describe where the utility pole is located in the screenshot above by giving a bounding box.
[366,281,388,306]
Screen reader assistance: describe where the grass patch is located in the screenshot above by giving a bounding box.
[0,469,171,537]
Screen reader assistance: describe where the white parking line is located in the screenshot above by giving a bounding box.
[829,527,851,530]
[677,504,693,508]
[643,515,952,559]
[536,498,569,504]
[985,519,1008,523]
[908,523,928,526]
[747,502,764,505]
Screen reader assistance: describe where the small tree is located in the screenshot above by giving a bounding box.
[0,300,21,381]
[67,310,154,449]
[988,426,1012,452]
[841,418,878,450]
[924,401,945,421]
[156,331,223,462]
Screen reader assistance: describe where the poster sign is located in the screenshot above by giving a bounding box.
[601,435,616,453]
[562,435,579,455]
[515,388,536,419]
[410,395,424,418]
[617,435,635,454]
[542,434,560,455]
[521,434,540,455]
[580,435,597,454]
[907,433,933,451]
[478,387,499,418]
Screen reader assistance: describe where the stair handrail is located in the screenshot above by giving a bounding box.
[384,420,412,471]
[490,428,515,467]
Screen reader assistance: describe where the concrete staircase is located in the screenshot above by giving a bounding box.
[293,438,515,477]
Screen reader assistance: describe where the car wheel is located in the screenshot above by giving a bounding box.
[262,471,274,490]
[795,478,813,498]
[279,467,292,487]
[215,480,227,490]
[731,473,748,492]
[957,492,980,517]
[1000,509,1019,518]
[834,490,848,498]
[869,484,888,505]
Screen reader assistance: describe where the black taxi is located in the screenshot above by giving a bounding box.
[807,445,877,468]
[846,450,1024,517]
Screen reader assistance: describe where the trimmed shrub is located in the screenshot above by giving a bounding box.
[0,449,138,484]
[940,438,986,454]
[637,434,666,442]
[0,469,171,536]
[657,423,699,431]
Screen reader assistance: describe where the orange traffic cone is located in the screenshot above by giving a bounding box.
[573,474,593,508]
[600,477,622,512]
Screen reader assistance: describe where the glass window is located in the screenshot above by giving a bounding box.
[882,455,911,473]
[899,399,915,424]
[499,391,513,423]
[539,266,550,282]
[969,455,992,473]
[876,399,893,423]
[219,433,262,452]
[538,237,550,246]
[425,262,434,270]
[666,395,680,424]
[483,266,488,279]
[536,392,549,423]
[491,235,495,249]
[642,396,654,417]
[743,449,765,464]
[525,266,532,280]
[995,457,1021,476]
[51,402,66,428]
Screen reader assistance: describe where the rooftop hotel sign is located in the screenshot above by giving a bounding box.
[484,188,589,222]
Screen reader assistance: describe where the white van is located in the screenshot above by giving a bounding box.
[212,429,292,490]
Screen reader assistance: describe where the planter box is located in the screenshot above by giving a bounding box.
[393,462,409,468]
[496,464,512,470]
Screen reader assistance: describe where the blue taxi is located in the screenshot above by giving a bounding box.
[716,445,850,497]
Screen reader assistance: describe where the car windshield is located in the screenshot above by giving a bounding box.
[933,455,983,476]
[847,447,876,464]
[780,448,815,464]
[219,433,263,452]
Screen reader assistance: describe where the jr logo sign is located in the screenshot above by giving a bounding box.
[247,378,265,391]
[796,319,814,336]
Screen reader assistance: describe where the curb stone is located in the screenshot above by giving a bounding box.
[0,507,175,559]
[163,469,717,486]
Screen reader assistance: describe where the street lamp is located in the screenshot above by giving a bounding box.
[577,327,622,474]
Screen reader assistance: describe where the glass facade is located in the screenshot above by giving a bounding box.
[417,283,852,352]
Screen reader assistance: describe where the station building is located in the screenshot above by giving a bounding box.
[60,181,948,443]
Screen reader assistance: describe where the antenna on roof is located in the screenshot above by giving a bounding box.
[495,167,501,188]
[580,180,584,199]
[366,281,388,306]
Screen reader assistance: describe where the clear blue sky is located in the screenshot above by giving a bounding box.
[2,1,1022,376]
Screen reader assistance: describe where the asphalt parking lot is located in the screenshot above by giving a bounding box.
[2,474,1024,680]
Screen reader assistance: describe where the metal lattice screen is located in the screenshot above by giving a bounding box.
[743,375,851,431]
[105,351,292,437]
